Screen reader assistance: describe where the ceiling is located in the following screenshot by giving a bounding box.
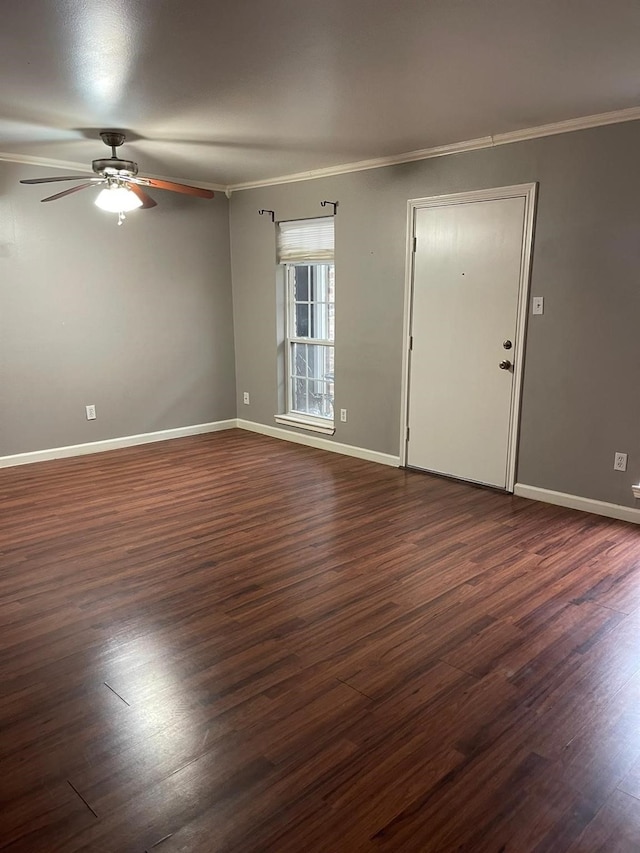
[2,0,640,190]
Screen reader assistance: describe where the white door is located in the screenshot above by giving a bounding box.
[406,188,534,490]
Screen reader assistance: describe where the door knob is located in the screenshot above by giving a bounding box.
[499,360,512,370]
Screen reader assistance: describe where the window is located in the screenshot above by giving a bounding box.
[276,217,335,433]
[287,263,335,419]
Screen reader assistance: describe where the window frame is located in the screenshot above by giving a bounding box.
[275,261,336,434]
[286,263,334,419]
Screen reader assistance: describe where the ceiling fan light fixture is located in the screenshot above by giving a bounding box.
[21,132,212,217]
[95,184,143,213]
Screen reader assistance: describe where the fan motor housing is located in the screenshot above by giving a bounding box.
[92,158,139,177]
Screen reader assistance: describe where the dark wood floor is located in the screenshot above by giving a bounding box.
[2,430,640,851]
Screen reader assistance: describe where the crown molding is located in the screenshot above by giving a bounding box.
[0,151,92,173]
[227,104,640,192]
[227,136,495,192]
[3,104,640,195]
[491,104,640,146]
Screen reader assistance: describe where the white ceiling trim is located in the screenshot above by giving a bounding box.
[0,151,92,174]
[491,104,640,144]
[2,104,640,194]
[228,104,640,192]
[228,136,496,192]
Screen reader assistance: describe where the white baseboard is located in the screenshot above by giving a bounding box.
[236,419,400,467]
[0,420,237,468]
[0,418,400,470]
[514,483,640,525]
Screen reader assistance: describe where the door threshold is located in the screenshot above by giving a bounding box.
[403,465,512,495]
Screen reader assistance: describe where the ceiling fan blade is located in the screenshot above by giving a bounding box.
[134,177,214,199]
[20,176,97,185]
[127,182,157,209]
[41,182,99,202]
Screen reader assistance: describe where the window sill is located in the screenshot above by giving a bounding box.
[274,414,335,435]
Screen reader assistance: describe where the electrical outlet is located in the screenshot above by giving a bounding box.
[614,452,628,472]
[340,408,347,423]
[243,392,250,405]
[85,404,96,420]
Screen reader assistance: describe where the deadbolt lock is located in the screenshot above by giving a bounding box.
[503,340,512,350]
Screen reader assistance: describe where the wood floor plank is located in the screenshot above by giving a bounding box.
[567,788,640,852]
[2,429,640,850]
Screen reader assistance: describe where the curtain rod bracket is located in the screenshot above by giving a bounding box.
[258,209,275,222]
[320,201,338,215]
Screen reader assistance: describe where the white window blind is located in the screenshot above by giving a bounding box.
[277,217,334,263]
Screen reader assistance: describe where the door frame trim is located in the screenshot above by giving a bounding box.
[399,182,538,491]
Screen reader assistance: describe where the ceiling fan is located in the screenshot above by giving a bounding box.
[20,131,214,224]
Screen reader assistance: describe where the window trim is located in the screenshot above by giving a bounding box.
[274,413,336,435]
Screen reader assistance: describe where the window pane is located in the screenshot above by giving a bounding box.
[294,266,309,302]
[295,303,310,337]
[291,343,333,379]
[292,343,309,378]
[291,377,333,419]
[311,301,330,339]
[291,264,334,341]
[290,343,334,419]
[314,266,329,302]
[292,378,308,413]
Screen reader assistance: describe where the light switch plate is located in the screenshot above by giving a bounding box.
[532,297,544,315]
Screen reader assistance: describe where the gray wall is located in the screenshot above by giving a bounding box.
[0,162,236,456]
[229,120,640,507]
[4,121,640,510]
